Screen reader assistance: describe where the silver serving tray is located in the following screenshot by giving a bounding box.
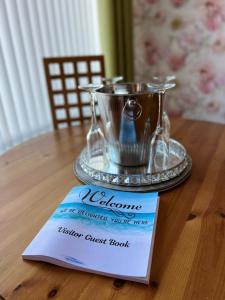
[74,139,192,192]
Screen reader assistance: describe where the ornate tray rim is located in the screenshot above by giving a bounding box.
[73,138,192,192]
[76,139,189,186]
[73,155,192,192]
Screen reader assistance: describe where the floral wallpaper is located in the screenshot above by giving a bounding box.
[133,0,225,123]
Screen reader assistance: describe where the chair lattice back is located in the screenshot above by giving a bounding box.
[44,55,105,129]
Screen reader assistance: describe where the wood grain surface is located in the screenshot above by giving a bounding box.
[0,118,225,300]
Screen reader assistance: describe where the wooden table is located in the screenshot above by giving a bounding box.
[0,118,225,300]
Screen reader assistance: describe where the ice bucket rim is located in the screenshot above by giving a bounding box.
[95,82,156,97]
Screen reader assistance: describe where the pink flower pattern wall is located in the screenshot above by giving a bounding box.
[133,0,225,123]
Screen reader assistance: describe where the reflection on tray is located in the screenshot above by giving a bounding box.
[76,139,190,187]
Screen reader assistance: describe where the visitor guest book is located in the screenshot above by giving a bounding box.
[22,185,159,284]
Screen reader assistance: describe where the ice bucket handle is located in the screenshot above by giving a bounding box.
[122,97,142,121]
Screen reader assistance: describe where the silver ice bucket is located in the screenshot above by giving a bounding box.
[96,83,159,166]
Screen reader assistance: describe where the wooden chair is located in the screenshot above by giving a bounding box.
[43,55,105,129]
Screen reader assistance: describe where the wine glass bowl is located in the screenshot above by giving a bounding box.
[152,75,176,84]
[150,75,176,140]
[78,84,107,168]
[102,76,123,85]
[147,79,176,173]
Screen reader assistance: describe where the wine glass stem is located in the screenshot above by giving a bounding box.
[157,90,165,130]
[90,92,98,127]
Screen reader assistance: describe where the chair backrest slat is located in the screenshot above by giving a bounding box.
[43,55,105,129]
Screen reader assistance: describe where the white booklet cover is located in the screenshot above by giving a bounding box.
[22,185,159,284]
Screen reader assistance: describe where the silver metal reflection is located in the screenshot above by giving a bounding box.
[95,83,159,166]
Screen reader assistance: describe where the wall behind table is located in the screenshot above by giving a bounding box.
[133,0,225,124]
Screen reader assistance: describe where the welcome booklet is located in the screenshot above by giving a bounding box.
[22,185,159,284]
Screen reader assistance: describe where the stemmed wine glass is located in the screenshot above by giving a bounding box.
[151,75,176,140]
[78,84,107,167]
[102,76,123,85]
[147,81,176,173]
